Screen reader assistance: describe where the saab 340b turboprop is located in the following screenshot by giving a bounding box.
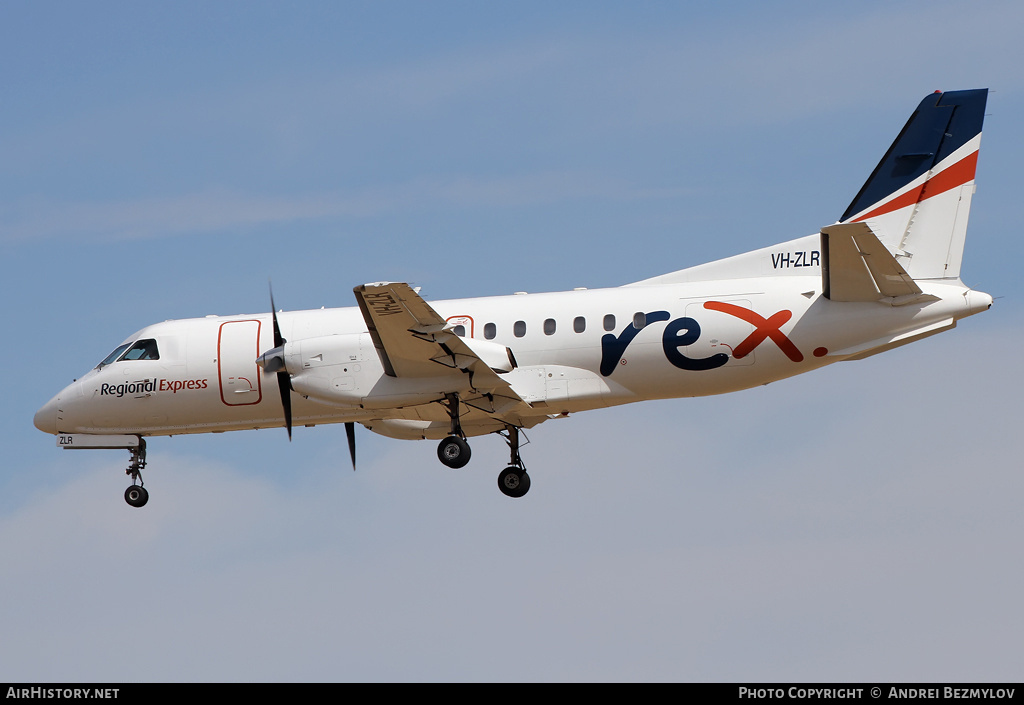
[34,89,994,506]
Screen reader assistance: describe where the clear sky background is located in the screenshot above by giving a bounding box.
[2,0,1022,682]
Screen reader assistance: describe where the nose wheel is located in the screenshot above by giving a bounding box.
[124,484,149,507]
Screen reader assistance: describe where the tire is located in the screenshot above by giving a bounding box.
[124,485,149,508]
[498,467,530,498]
[437,436,471,468]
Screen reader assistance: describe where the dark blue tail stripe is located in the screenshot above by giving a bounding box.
[840,89,988,223]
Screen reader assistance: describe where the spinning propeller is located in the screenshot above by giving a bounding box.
[256,283,357,468]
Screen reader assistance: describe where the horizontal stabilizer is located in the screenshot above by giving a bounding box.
[821,223,921,302]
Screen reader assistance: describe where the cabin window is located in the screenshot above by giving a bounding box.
[543,318,556,335]
[452,325,466,337]
[603,314,616,331]
[573,316,586,333]
[484,322,496,340]
[121,339,160,361]
[514,320,526,338]
[633,312,646,329]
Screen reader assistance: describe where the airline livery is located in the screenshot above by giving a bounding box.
[35,89,993,505]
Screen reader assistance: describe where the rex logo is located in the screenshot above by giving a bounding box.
[702,301,804,363]
[599,302,803,376]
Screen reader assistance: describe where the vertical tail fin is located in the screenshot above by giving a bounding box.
[840,89,987,281]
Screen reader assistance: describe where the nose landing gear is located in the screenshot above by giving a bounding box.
[123,439,149,508]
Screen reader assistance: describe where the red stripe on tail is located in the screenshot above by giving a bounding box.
[852,151,978,222]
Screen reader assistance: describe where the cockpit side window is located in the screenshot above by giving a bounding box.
[97,343,131,368]
[120,339,160,361]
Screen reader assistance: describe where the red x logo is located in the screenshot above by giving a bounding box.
[703,301,804,362]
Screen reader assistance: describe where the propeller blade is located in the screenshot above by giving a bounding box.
[268,281,292,440]
[345,422,356,470]
[269,282,285,348]
[279,371,293,441]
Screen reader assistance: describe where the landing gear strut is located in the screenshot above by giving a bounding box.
[124,439,149,508]
[497,425,530,498]
[437,393,472,469]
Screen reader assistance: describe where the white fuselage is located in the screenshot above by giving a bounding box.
[34,259,991,441]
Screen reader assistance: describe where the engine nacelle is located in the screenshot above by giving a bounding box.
[456,336,517,373]
[281,333,372,407]
[280,333,473,408]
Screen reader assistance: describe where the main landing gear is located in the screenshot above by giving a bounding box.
[434,392,531,498]
[497,425,530,499]
[437,393,472,469]
[123,439,149,508]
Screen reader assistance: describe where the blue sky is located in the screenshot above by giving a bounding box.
[2,0,1022,681]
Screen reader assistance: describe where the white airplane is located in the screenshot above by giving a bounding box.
[35,89,993,506]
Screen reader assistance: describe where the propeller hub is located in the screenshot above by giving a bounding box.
[256,345,287,373]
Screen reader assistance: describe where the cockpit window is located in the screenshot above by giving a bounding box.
[96,339,160,368]
[97,343,131,368]
[120,339,160,361]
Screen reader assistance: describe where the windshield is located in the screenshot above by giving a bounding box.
[121,339,160,361]
[97,343,131,368]
[95,339,160,368]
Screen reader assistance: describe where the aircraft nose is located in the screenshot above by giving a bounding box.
[34,395,59,435]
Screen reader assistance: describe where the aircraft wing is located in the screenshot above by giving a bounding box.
[353,282,530,415]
